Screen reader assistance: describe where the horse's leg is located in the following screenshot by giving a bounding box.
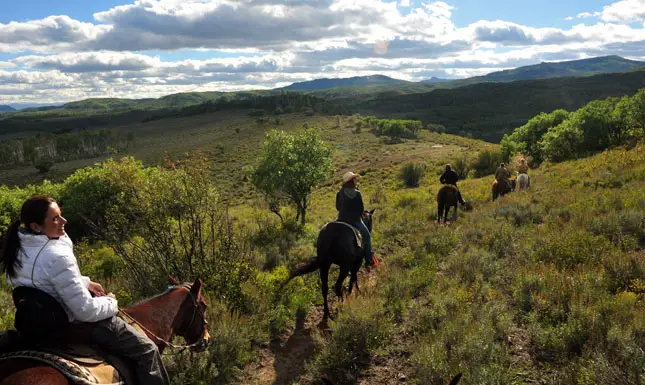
[452,202,458,221]
[320,264,331,320]
[334,264,351,300]
[348,259,361,294]
[437,202,443,223]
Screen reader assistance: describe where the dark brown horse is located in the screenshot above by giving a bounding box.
[437,185,459,223]
[281,210,375,320]
[492,179,514,201]
[0,277,210,385]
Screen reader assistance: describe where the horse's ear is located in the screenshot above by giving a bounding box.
[168,275,179,285]
[190,277,203,295]
[369,209,376,214]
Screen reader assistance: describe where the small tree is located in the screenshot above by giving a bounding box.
[34,158,54,174]
[252,127,333,225]
[399,162,426,187]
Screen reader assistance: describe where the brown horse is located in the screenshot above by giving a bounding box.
[0,277,210,385]
[492,179,514,201]
[437,185,459,223]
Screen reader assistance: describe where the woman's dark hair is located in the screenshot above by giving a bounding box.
[1,195,55,278]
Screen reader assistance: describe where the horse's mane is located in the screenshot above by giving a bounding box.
[128,283,192,307]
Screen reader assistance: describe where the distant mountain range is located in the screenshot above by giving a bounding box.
[283,55,645,91]
[466,55,645,83]
[282,75,412,90]
[4,55,645,120]
[0,105,16,112]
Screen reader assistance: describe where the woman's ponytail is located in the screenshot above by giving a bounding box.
[1,218,23,278]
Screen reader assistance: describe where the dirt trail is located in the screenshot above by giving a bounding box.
[238,268,381,385]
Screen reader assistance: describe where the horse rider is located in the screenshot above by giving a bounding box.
[336,172,375,269]
[517,158,529,174]
[439,164,467,206]
[517,158,530,187]
[495,162,512,189]
[0,195,170,385]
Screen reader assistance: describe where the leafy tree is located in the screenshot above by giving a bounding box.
[501,109,570,162]
[573,98,619,152]
[472,150,503,177]
[539,119,584,162]
[252,127,333,225]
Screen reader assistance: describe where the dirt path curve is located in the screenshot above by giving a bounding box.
[238,267,381,385]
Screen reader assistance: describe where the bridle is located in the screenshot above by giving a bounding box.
[118,286,209,352]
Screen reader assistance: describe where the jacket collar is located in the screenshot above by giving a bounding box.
[18,228,73,249]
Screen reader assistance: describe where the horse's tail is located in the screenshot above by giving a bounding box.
[278,257,320,292]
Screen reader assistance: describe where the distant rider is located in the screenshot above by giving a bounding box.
[439,164,466,206]
[336,172,375,269]
[495,162,512,189]
[517,158,530,187]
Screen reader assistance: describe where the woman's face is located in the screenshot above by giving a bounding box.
[31,202,67,239]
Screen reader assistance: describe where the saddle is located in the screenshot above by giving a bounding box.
[0,287,137,385]
[321,221,363,248]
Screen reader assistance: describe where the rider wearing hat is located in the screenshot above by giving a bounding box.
[336,172,375,268]
[495,162,512,189]
[517,158,529,174]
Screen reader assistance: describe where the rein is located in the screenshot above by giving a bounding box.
[117,288,206,352]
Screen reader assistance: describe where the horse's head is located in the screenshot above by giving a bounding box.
[168,276,211,353]
[361,209,376,232]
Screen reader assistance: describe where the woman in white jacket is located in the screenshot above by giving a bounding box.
[1,195,169,385]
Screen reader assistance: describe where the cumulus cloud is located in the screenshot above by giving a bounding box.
[601,0,645,23]
[0,0,644,104]
[0,16,107,53]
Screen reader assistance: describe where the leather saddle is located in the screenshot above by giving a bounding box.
[0,287,136,385]
[322,221,363,249]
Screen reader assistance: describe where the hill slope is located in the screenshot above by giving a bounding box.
[353,69,645,142]
[0,105,15,112]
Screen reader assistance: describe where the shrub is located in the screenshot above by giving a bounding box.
[451,155,471,180]
[34,158,54,173]
[399,162,427,187]
[310,297,392,384]
[532,227,611,268]
[472,150,502,177]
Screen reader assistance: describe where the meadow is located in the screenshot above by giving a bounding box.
[0,107,643,385]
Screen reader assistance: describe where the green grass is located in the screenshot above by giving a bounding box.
[2,109,643,384]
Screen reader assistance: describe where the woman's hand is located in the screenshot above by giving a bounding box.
[88,281,106,297]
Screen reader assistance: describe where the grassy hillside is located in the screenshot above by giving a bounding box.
[354,69,645,142]
[1,102,643,384]
[0,111,493,202]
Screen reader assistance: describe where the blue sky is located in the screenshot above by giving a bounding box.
[0,0,644,105]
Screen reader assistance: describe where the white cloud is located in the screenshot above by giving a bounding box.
[601,0,645,23]
[0,16,107,53]
[0,0,644,104]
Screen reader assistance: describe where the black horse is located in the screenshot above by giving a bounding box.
[281,210,375,320]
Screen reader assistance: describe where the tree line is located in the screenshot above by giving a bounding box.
[0,129,134,167]
[501,89,645,163]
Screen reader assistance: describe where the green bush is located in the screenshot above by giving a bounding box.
[34,158,54,173]
[472,150,502,177]
[399,162,427,187]
[451,155,471,180]
[310,297,392,384]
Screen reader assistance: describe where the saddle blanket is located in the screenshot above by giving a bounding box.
[322,221,363,248]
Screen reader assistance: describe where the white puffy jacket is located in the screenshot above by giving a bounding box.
[6,230,118,323]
